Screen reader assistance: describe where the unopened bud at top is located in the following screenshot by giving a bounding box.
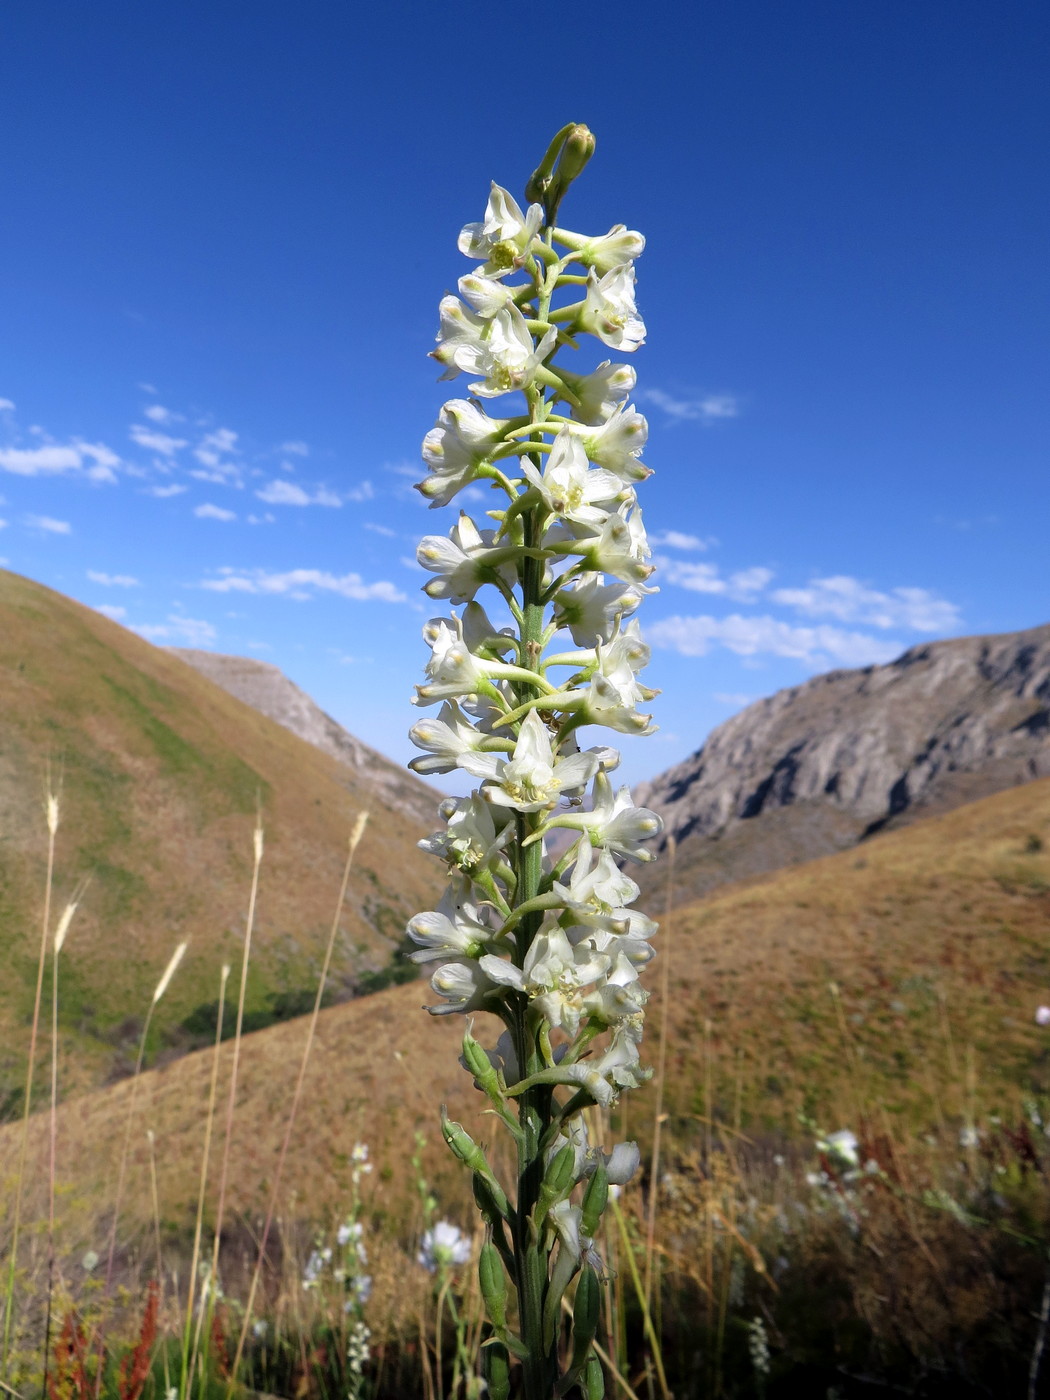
[527,122,596,225]
[556,125,596,187]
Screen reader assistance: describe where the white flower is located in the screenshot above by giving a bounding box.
[521,431,627,527]
[426,958,500,1016]
[430,296,488,379]
[554,573,644,647]
[417,399,515,508]
[581,952,649,1025]
[480,923,613,1036]
[417,514,516,604]
[562,1020,649,1106]
[554,224,645,275]
[450,303,557,399]
[409,700,492,775]
[419,793,514,875]
[540,770,664,863]
[460,710,599,813]
[583,620,658,735]
[568,403,651,482]
[579,265,646,352]
[458,273,516,318]
[818,1129,860,1171]
[418,1219,472,1272]
[407,879,503,964]
[564,360,637,426]
[413,616,487,704]
[1036,1006,1050,1026]
[582,504,654,585]
[458,183,543,275]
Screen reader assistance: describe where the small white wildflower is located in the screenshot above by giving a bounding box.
[418,1220,471,1273]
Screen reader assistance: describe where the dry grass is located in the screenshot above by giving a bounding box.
[0,569,443,1099]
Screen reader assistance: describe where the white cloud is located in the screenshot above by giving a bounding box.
[88,570,139,587]
[94,603,127,620]
[648,613,904,667]
[649,530,711,551]
[255,479,341,507]
[641,388,740,424]
[0,518,7,530]
[132,615,218,646]
[713,691,756,707]
[146,483,187,498]
[659,559,773,601]
[346,480,375,503]
[194,428,239,468]
[143,404,182,425]
[279,440,309,456]
[770,575,961,633]
[0,445,83,476]
[0,398,14,412]
[138,382,158,395]
[200,566,406,604]
[195,503,237,521]
[364,522,396,538]
[129,425,186,456]
[25,514,72,534]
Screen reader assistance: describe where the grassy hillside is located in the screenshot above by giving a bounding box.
[7,773,1049,1256]
[0,569,442,1103]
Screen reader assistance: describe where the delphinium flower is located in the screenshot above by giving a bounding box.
[408,123,664,1400]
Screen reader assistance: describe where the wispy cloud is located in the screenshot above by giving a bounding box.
[364,522,396,538]
[143,404,183,425]
[649,530,713,551]
[770,575,961,633]
[346,480,375,503]
[649,613,903,667]
[0,442,118,482]
[658,559,773,601]
[200,566,406,604]
[133,615,218,646]
[145,483,187,498]
[713,691,757,707]
[641,388,740,424]
[279,440,309,457]
[94,603,128,621]
[129,425,187,456]
[88,570,139,587]
[195,503,237,521]
[194,428,239,468]
[256,479,341,507]
[25,514,72,535]
[0,398,15,412]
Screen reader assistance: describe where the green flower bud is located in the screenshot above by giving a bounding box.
[570,1267,601,1371]
[482,1339,511,1400]
[479,1241,508,1331]
[556,125,596,188]
[581,1163,608,1239]
[535,1142,578,1234]
[584,1353,606,1400]
[462,1026,501,1100]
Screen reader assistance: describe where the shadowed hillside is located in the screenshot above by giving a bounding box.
[0,570,441,1103]
[9,773,1048,1249]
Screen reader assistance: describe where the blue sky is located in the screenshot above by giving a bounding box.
[1,2,1047,789]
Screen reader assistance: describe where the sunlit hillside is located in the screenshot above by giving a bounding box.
[0,569,442,1102]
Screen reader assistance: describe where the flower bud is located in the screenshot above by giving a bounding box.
[584,1353,605,1400]
[479,1241,508,1330]
[482,1339,511,1400]
[570,1266,601,1372]
[580,1162,608,1239]
[461,1026,502,1100]
[556,125,596,188]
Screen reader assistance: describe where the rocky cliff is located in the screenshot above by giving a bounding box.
[172,650,437,828]
[635,622,1050,905]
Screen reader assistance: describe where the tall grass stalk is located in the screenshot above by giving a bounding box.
[609,1194,672,1400]
[179,963,230,1400]
[42,888,83,1393]
[210,820,264,1289]
[227,813,369,1386]
[94,940,187,1397]
[2,790,59,1368]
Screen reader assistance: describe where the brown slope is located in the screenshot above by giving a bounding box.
[636,621,1050,907]
[0,569,442,1102]
[170,649,434,829]
[10,775,1049,1250]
